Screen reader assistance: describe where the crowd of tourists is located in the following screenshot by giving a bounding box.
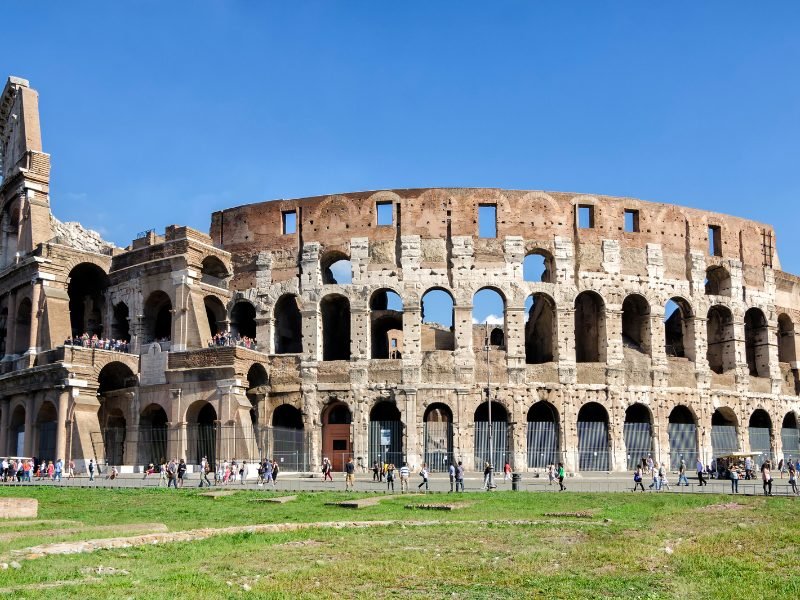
[1,457,73,481]
[65,333,130,353]
[141,456,282,487]
[208,332,258,350]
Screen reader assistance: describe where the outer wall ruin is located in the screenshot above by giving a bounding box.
[1,76,799,473]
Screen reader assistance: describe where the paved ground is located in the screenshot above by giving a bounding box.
[2,471,798,497]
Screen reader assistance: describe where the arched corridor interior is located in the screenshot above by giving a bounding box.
[667,405,697,469]
[423,403,453,472]
[526,401,559,468]
[577,402,609,471]
[473,401,509,471]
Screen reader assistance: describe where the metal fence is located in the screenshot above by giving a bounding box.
[667,423,698,469]
[423,421,453,472]
[526,422,559,468]
[577,421,610,471]
[711,425,739,457]
[474,422,511,470]
[782,427,800,460]
[623,422,653,470]
[368,420,404,468]
[748,427,772,466]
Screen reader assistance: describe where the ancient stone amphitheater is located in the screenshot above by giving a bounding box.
[1,76,798,474]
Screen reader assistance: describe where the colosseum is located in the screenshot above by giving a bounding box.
[1,76,799,475]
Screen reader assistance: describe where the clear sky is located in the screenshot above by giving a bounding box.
[2,3,799,323]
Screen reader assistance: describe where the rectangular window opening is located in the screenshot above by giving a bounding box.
[282,211,297,235]
[376,201,393,226]
[478,204,497,238]
[624,209,639,233]
[578,205,595,229]
[709,225,722,256]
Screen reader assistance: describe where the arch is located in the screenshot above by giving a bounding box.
[111,302,130,342]
[474,401,510,471]
[97,362,136,394]
[321,294,351,361]
[711,407,739,456]
[621,294,651,356]
[664,297,695,360]
[13,297,31,355]
[369,400,403,467]
[526,401,559,468]
[67,263,110,337]
[8,404,25,456]
[321,251,352,285]
[781,411,799,461]
[525,293,556,364]
[577,402,610,471]
[271,404,305,470]
[370,289,403,359]
[423,403,453,471]
[245,362,269,424]
[421,288,454,351]
[706,305,735,374]
[230,301,257,340]
[36,401,57,461]
[748,408,772,465]
[101,407,126,466]
[523,250,554,283]
[204,295,226,338]
[744,308,770,377]
[187,401,217,464]
[274,294,302,354]
[705,265,732,296]
[575,291,606,363]
[623,403,654,469]
[668,405,698,469]
[272,404,303,429]
[473,288,506,344]
[777,313,796,364]
[200,255,229,282]
[139,404,168,466]
[143,291,172,342]
[322,401,352,471]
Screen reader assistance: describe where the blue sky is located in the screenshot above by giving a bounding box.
[2,3,799,324]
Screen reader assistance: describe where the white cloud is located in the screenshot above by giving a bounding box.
[472,314,503,325]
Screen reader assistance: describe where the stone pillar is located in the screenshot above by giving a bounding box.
[454,389,469,467]
[609,403,626,472]
[55,389,70,462]
[303,397,321,472]
[350,302,369,360]
[453,305,473,353]
[256,316,273,355]
[402,389,421,468]
[402,306,421,361]
[23,394,35,456]
[301,308,321,361]
[505,305,526,376]
[125,391,140,468]
[605,306,624,365]
[26,280,41,355]
[561,392,577,473]
[557,308,576,365]
[164,422,177,461]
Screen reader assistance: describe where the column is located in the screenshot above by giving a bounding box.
[403,389,421,467]
[55,389,70,461]
[605,306,624,365]
[27,280,42,354]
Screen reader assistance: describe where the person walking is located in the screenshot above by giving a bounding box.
[557,463,566,491]
[323,458,334,482]
[761,460,773,496]
[633,466,645,492]
[778,458,785,479]
[483,462,493,490]
[399,462,410,493]
[177,459,187,488]
[417,463,429,492]
[167,459,178,489]
[649,462,661,491]
[744,456,753,480]
[448,462,456,492]
[345,457,356,491]
[677,459,689,486]
[503,462,512,483]
[386,463,395,492]
[199,458,212,488]
[263,459,275,487]
[455,461,465,492]
[696,458,707,486]
[788,462,798,495]
[730,466,739,494]
[658,463,670,491]
[88,459,95,482]
[372,460,380,482]
[271,459,280,485]
[54,458,63,482]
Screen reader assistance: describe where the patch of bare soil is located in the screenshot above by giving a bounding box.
[695,502,750,512]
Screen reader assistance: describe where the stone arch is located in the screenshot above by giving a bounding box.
[711,407,740,456]
[421,287,455,351]
[665,297,695,361]
[186,401,217,465]
[271,404,305,470]
[577,402,610,471]
[13,296,31,355]
[707,305,735,374]
[97,361,136,394]
[622,294,651,356]
[369,400,403,467]
[230,300,257,340]
[575,291,606,363]
[523,249,555,283]
[200,255,230,284]
[35,401,57,461]
[526,401,559,468]
[139,403,168,466]
[8,404,25,456]
[370,288,403,359]
[473,287,506,349]
[525,293,557,364]
[748,408,772,465]
[67,262,110,338]
[474,401,510,471]
[143,290,172,343]
[705,265,732,296]
[321,294,351,361]
[777,313,796,364]
[204,295,227,338]
[274,294,302,354]
[781,411,799,460]
[668,405,698,469]
[100,407,126,466]
[111,302,130,342]
[321,250,352,285]
[246,362,269,426]
[623,403,654,469]
[744,307,770,378]
[423,403,454,471]
[322,400,353,471]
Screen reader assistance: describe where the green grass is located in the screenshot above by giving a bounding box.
[0,487,798,598]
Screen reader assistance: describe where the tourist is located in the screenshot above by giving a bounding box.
[448,462,456,492]
[646,455,654,478]
[761,460,773,496]
[503,461,512,482]
[159,461,168,487]
[633,466,645,492]
[417,463,429,492]
[240,461,248,485]
[788,463,798,495]
[272,459,279,484]
[88,459,95,482]
[263,459,274,487]
[54,458,63,482]
[345,457,356,491]
[399,461,410,492]
[658,463,670,491]
[730,465,739,494]
[386,463,395,492]
[47,461,54,480]
[696,458,707,486]
[455,461,465,492]
[744,456,753,480]
[677,459,689,486]
[548,464,555,486]
[483,462,492,490]
[167,459,178,488]
[323,458,333,482]
[557,463,566,491]
[199,457,211,487]
[372,460,380,482]
[778,458,785,479]
[177,458,187,487]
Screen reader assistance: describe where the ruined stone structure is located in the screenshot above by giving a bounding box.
[1,76,799,474]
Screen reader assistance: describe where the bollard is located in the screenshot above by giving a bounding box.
[511,473,522,491]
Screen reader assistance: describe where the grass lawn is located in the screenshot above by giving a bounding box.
[0,487,798,598]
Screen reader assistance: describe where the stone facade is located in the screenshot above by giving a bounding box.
[0,76,799,473]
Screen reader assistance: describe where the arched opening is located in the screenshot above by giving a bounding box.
[705,266,732,296]
[706,306,735,374]
[473,401,510,471]
[370,289,403,359]
[143,291,172,343]
[111,302,130,342]
[369,401,403,467]
[13,297,31,355]
[321,294,351,361]
[9,405,25,456]
[0,306,8,356]
[575,291,606,363]
[230,301,256,340]
[621,294,651,356]
[473,288,506,350]
[274,294,302,354]
[421,288,454,351]
[668,405,698,469]
[781,412,799,462]
[423,403,453,472]
[200,256,229,285]
[577,402,610,471]
[744,308,770,378]
[187,402,217,465]
[67,263,109,337]
[246,363,268,453]
[525,293,556,364]
[623,404,653,470]
[523,250,554,283]
[101,408,126,466]
[139,404,168,466]
[271,404,305,471]
[748,409,772,467]
[526,401,559,468]
[322,401,352,471]
[98,362,136,394]
[204,296,226,338]
[36,401,57,461]
[321,251,352,285]
[777,314,796,364]
[664,298,694,360]
[711,407,739,457]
